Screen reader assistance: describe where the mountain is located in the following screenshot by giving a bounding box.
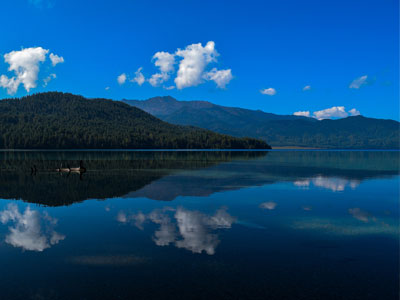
[0,92,269,149]
[123,96,400,149]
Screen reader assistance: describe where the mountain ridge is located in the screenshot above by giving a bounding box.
[123,96,399,149]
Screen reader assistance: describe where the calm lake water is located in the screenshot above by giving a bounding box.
[0,150,398,300]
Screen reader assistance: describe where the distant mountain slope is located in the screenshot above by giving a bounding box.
[0,92,269,149]
[123,96,400,149]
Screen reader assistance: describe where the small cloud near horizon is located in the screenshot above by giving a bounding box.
[293,111,310,117]
[294,106,361,120]
[260,88,276,96]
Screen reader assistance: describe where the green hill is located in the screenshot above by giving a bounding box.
[0,92,270,149]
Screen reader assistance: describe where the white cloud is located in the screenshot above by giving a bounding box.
[348,108,360,116]
[117,73,127,85]
[120,41,231,90]
[152,51,175,73]
[131,67,145,86]
[43,73,56,87]
[293,107,361,120]
[105,86,110,90]
[260,88,277,96]
[0,47,49,94]
[0,204,65,252]
[174,41,218,89]
[313,106,348,120]
[148,52,175,87]
[303,85,311,91]
[149,72,169,87]
[349,75,368,89]
[260,202,277,210]
[293,111,310,117]
[49,53,64,66]
[203,68,233,88]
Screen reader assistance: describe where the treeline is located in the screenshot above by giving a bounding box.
[0,92,270,149]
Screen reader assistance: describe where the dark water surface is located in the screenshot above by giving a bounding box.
[0,150,398,300]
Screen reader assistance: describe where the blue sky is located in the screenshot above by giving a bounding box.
[0,0,398,120]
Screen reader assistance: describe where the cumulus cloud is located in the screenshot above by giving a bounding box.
[49,53,64,66]
[293,111,310,117]
[117,73,127,85]
[303,85,311,91]
[313,106,348,120]
[148,52,175,87]
[0,47,49,94]
[293,107,361,120]
[149,72,169,87]
[260,88,277,96]
[260,202,277,210]
[349,75,368,89]
[203,68,233,88]
[348,108,360,116]
[131,67,145,86]
[175,41,218,89]
[0,204,65,252]
[120,41,232,90]
[152,51,175,73]
[117,207,235,255]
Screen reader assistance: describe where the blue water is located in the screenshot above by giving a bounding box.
[0,151,398,299]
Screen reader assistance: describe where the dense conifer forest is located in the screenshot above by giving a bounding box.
[0,92,270,149]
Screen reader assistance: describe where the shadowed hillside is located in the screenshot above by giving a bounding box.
[124,96,399,149]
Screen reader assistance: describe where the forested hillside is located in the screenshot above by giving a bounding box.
[0,92,270,149]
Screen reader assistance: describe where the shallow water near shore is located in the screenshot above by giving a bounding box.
[0,150,398,300]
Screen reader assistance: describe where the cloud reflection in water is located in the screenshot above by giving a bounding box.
[294,176,360,192]
[117,207,235,255]
[0,204,65,252]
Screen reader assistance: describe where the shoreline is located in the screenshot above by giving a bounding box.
[0,148,398,152]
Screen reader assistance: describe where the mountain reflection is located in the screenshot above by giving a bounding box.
[0,151,265,206]
[117,207,235,255]
[0,150,398,206]
[0,204,65,251]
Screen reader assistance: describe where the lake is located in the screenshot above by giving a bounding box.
[0,150,398,300]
